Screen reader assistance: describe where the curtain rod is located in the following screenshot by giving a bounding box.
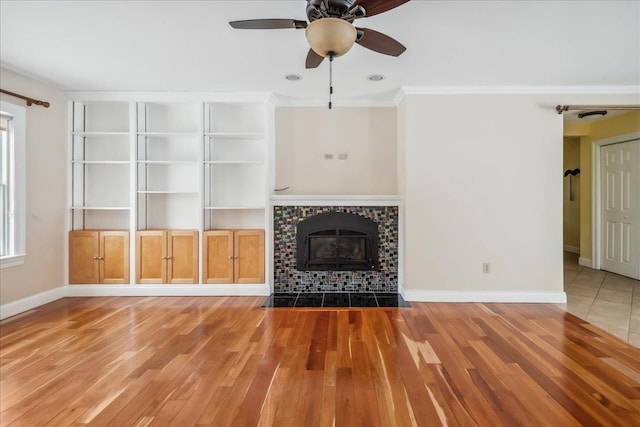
[0,89,50,108]
[556,105,640,114]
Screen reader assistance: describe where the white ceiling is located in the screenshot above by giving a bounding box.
[1,0,639,104]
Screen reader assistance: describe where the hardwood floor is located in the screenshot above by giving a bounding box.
[2,297,640,426]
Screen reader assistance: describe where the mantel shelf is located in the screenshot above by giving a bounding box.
[270,195,403,206]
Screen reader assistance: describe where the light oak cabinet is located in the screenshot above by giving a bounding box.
[136,230,198,284]
[69,231,129,284]
[203,230,264,284]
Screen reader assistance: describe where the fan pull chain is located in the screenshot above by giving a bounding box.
[328,53,334,110]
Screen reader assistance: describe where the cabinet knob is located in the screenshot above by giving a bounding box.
[229,256,234,259]
[92,256,99,260]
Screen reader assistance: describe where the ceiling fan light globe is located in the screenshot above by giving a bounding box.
[305,18,357,58]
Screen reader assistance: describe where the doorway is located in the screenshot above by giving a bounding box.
[563,137,581,255]
[594,135,640,280]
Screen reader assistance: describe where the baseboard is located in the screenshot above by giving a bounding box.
[563,245,580,254]
[0,286,67,320]
[66,284,272,297]
[578,257,593,268]
[401,290,567,304]
[398,281,406,299]
[1,285,566,319]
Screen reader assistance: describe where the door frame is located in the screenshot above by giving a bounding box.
[591,131,640,271]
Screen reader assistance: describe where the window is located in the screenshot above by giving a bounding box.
[0,101,26,268]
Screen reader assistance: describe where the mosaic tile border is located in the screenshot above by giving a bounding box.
[274,206,399,293]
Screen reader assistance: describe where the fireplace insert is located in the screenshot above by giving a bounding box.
[296,212,379,271]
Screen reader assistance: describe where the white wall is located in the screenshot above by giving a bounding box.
[275,107,397,195]
[0,68,67,305]
[403,93,564,299]
[400,92,639,301]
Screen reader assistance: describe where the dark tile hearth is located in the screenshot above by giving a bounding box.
[263,292,409,308]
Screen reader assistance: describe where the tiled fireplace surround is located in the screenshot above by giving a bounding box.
[273,202,399,293]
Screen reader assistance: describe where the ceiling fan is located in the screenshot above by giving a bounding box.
[229,0,410,69]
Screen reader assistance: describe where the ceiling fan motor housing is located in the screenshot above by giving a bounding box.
[306,0,363,22]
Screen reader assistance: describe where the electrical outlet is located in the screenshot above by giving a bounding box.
[483,263,490,273]
[324,153,334,160]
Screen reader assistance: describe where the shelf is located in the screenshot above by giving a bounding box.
[204,132,263,139]
[204,160,263,165]
[72,161,130,165]
[137,191,198,195]
[137,160,198,165]
[71,206,130,210]
[137,132,200,137]
[204,208,265,229]
[204,206,265,210]
[72,132,130,137]
[69,99,269,233]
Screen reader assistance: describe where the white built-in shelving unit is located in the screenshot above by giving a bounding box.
[136,102,202,230]
[203,102,267,229]
[67,94,273,292]
[70,101,131,230]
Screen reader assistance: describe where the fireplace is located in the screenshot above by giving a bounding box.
[273,205,398,293]
[296,212,379,271]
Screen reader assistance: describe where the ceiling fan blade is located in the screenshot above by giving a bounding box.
[306,49,325,69]
[229,19,307,30]
[353,0,410,17]
[355,28,406,56]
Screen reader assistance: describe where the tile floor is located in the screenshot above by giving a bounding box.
[562,252,640,347]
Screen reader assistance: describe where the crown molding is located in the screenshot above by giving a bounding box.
[400,85,640,96]
[62,86,639,106]
[272,95,399,108]
[65,91,275,103]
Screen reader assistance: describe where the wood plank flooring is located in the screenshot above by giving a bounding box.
[1,297,640,426]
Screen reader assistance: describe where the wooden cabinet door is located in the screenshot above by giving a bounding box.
[136,231,166,284]
[69,231,99,284]
[100,231,129,284]
[203,230,234,284]
[234,230,265,284]
[167,230,198,284]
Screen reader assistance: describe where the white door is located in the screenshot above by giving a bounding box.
[600,140,640,279]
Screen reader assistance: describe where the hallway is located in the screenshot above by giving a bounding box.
[563,252,640,346]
